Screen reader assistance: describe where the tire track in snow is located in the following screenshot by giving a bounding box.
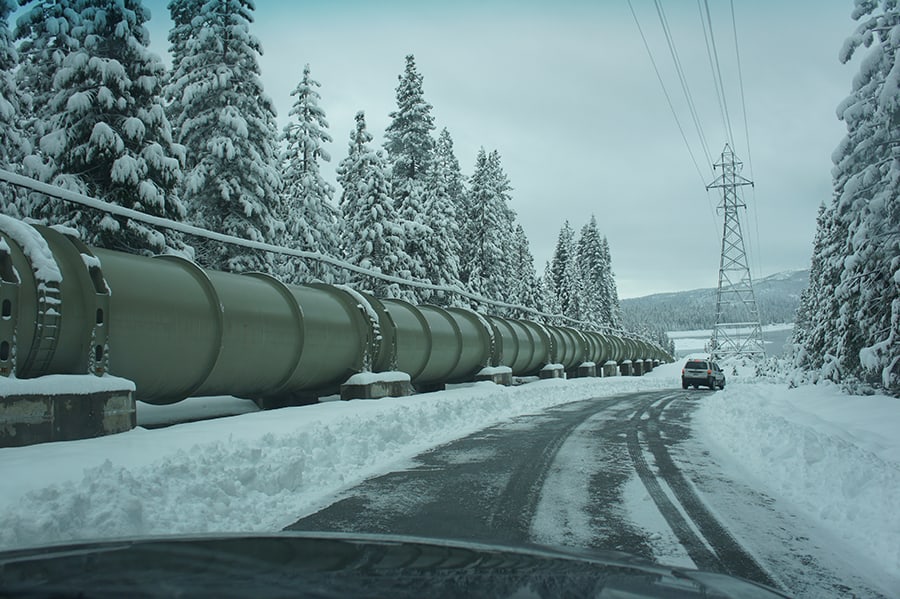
[632,393,780,588]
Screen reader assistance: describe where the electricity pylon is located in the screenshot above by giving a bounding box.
[706,144,765,360]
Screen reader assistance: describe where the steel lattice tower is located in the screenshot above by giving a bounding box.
[706,144,765,360]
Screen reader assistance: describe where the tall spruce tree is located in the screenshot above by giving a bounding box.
[463,148,514,309]
[434,128,468,267]
[16,0,186,254]
[508,224,539,317]
[383,54,436,290]
[279,63,341,283]
[0,0,26,169]
[598,235,622,328]
[549,221,577,317]
[794,0,900,394]
[166,0,283,271]
[0,0,27,218]
[421,156,464,306]
[338,111,413,300]
[577,216,607,328]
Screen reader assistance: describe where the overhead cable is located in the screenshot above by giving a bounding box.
[652,0,713,170]
[699,0,735,150]
[625,0,708,187]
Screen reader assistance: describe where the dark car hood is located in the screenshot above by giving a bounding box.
[0,531,790,598]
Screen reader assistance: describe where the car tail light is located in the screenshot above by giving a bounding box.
[681,368,684,375]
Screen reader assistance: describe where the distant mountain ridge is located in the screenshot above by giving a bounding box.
[620,270,808,333]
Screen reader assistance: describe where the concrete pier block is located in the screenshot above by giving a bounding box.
[632,360,645,376]
[568,362,596,379]
[539,363,565,380]
[340,371,413,400]
[474,366,513,386]
[619,360,633,376]
[602,361,618,377]
[0,375,135,448]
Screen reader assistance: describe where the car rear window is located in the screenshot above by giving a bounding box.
[685,360,708,369]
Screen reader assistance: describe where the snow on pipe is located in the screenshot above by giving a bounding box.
[0,217,671,404]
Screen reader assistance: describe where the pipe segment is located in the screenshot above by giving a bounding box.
[0,218,672,403]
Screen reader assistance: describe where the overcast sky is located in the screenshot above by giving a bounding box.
[140,0,855,298]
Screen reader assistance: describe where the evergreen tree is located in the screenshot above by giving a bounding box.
[0,1,27,218]
[434,128,468,265]
[599,235,622,328]
[384,54,436,290]
[538,262,563,325]
[791,204,830,371]
[0,0,27,169]
[14,0,80,144]
[13,0,80,222]
[338,111,413,300]
[17,0,186,254]
[420,156,463,306]
[166,0,283,271]
[549,221,577,316]
[384,54,435,191]
[279,63,341,283]
[794,0,900,394]
[508,224,539,317]
[577,216,607,328]
[464,148,515,309]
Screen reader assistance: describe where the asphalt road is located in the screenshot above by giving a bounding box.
[286,389,888,598]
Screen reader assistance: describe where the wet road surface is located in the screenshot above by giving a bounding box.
[287,389,889,598]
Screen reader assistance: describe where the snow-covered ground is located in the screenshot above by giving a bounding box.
[1,361,897,594]
[0,374,673,550]
[695,376,900,593]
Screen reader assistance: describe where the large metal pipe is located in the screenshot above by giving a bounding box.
[0,217,671,403]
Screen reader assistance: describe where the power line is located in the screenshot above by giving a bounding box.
[729,0,762,280]
[625,0,708,187]
[699,0,735,149]
[652,0,713,170]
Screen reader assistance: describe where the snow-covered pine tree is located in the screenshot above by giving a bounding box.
[434,128,468,276]
[338,111,413,301]
[383,54,436,293]
[549,221,576,317]
[13,0,80,222]
[507,224,540,317]
[384,54,435,195]
[796,0,900,394]
[0,0,28,218]
[791,204,831,373]
[16,0,186,255]
[576,216,606,328]
[420,153,464,306]
[278,63,342,284]
[598,235,622,328]
[166,0,283,272]
[0,0,27,170]
[463,148,515,310]
[538,261,563,326]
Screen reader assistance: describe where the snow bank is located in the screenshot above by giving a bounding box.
[0,374,676,551]
[694,382,900,586]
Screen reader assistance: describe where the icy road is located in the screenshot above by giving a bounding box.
[0,362,897,598]
[287,389,886,598]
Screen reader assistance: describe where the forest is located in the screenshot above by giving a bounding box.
[1,0,898,394]
[0,0,633,342]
